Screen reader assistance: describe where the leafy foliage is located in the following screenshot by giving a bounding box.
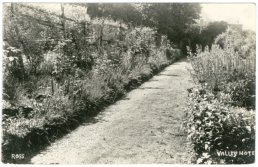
[215,28,256,59]
[188,31,255,91]
[141,3,201,45]
[185,27,255,164]
[185,86,255,164]
[87,3,143,26]
[2,3,181,163]
[200,21,228,49]
[87,3,201,48]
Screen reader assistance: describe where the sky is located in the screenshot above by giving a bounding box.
[201,3,256,31]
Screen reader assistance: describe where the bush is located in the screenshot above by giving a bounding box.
[215,28,256,59]
[188,44,255,90]
[185,86,255,164]
[220,78,255,109]
[188,29,255,109]
[2,5,181,162]
[186,28,255,164]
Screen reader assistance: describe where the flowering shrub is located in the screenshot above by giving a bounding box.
[186,28,255,164]
[188,28,255,109]
[215,28,256,59]
[185,86,255,164]
[2,5,180,163]
[188,44,255,90]
[221,78,255,109]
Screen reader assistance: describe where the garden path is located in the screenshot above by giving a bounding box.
[31,59,193,164]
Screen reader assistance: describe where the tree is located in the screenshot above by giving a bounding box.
[200,21,228,49]
[87,3,144,26]
[141,3,201,45]
[87,3,202,49]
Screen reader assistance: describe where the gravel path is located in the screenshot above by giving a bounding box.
[31,59,193,164]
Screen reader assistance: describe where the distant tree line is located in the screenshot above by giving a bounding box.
[87,3,229,54]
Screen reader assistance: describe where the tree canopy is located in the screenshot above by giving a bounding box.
[200,21,228,49]
[87,3,143,26]
[87,3,202,46]
[142,4,201,43]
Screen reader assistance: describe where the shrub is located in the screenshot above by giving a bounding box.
[185,86,255,164]
[186,28,255,164]
[188,44,255,90]
[2,4,182,163]
[188,30,255,109]
[215,28,256,59]
[220,78,255,109]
